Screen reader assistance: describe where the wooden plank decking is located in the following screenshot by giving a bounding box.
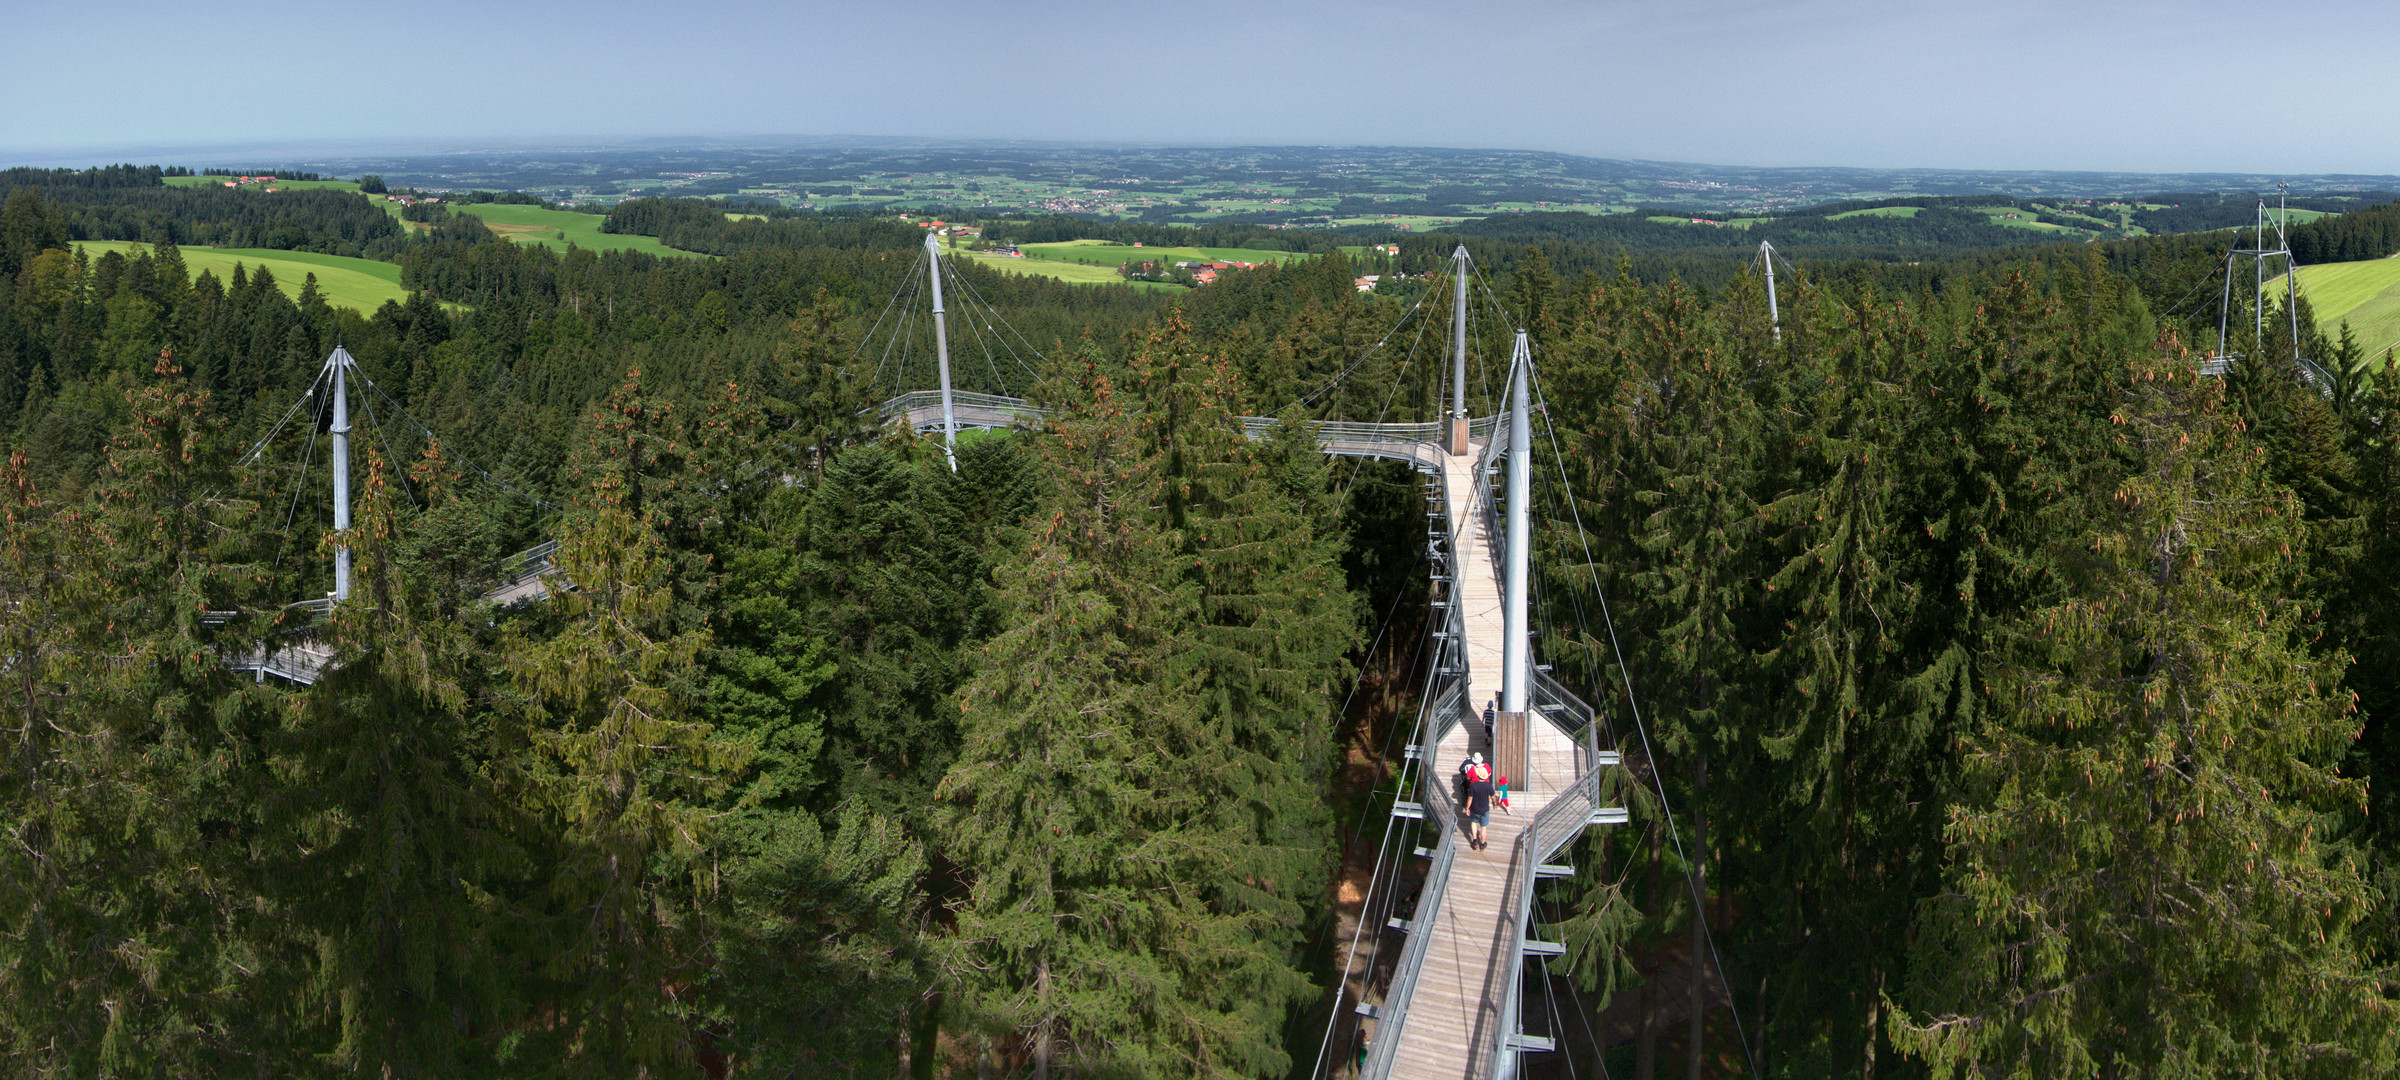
[1378,439,1583,1079]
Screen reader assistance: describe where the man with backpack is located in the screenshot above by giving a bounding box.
[1464,762,1496,851]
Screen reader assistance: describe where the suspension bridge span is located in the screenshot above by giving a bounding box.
[247,236,1633,1076]
[881,334,1627,1080]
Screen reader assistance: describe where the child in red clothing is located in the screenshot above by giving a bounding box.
[1495,776,1511,813]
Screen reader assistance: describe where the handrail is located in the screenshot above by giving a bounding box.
[1359,438,1478,1079]
[490,539,559,587]
[873,392,1504,457]
[1361,678,1468,1079]
[1493,757,1618,1076]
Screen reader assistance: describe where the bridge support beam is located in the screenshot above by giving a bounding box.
[1501,330,1531,719]
[1446,244,1471,455]
[926,232,959,472]
[330,347,352,603]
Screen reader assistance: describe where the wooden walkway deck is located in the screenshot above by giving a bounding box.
[1379,439,1584,1080]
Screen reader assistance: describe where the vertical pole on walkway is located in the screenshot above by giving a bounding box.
[330,347,352,602]
[2253,200,2266,352]
[926,231,959,472]
[2280,185,2302,367]
[1760,239,1781,342]
[1496,329,1534,799]
[1502,329,1531,717]
[1448,244,1470,454]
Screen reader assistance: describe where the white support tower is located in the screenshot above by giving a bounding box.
[925,231,960,472]
[1501,330,1531,717]
[2207,186,2309,382]
[1760,238,1782,342]
[328,346,353,602]
[1448,245,1471,454]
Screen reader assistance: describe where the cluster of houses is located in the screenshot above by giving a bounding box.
[385,194,443,207]
[220,175,281,192]
[914,219,983,239]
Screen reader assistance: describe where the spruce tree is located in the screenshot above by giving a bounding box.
[938,331,1327,1078]
[500,372,748,1075]
[0,356,287,1073]
[1893,340,2398,1078]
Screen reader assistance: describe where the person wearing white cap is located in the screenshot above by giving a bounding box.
[1464,762,1496,850]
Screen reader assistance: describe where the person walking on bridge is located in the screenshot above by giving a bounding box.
[1465,762,1495,851]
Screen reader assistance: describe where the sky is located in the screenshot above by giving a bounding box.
[8,0,2400,175]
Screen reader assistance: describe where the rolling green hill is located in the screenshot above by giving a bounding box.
[447,203,698,257]
[1016,239,1313,268]
[73,240,406,313]
[2281,257,2400,354]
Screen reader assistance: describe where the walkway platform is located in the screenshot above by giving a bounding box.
[1374,440,1584,1079]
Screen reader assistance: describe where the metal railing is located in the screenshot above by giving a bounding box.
[1493,755,1624,1077]
[874,389,1047,426]
[490,539,559,589]
[873,391,1504,470]
[1359,683,1468,1080]
[1357,438,1481,1079]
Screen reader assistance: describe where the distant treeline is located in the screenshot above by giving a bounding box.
[983,215,1331,252]
[199,167,328,180]
[2291,198,2400,263]
[599,197,926,256]
[2,168,402,257]
[0,164,170,190]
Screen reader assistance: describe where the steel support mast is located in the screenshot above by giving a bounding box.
[1501,330,1531,717]
[329,347,353,602]
[926,231,959,472]
[1760,238,1782,341]
[1448,244,1471,454]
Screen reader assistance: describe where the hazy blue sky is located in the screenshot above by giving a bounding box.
[8,0,2398,174]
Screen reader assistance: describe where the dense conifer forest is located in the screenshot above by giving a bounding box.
[1,168,2396,1077]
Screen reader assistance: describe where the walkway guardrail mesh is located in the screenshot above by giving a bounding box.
[876,393,1500,468]
[491,540,559,588]
[1494,757,1619,1075]
[1362,661,1469,1080]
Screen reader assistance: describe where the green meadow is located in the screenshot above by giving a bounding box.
[446,204,698,257]
[164,177,362,192]
[1017,239,1310,268]
[1828,206,1923,220]
[2276,258,2400,355]
[73,240,406,314]
[953,249,1184,292]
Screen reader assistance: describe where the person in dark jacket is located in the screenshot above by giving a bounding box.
[1464,763,1495,851]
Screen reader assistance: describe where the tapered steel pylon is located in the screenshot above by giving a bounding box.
[327,346,354,602]
[926,231,959,472]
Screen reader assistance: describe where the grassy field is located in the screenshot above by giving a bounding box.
[2275,257,2400,355]
[74,240,406,313]
[953,249,1183,291]
[447,204,697,257]
[1828,206,1923,220]
[164,177,362,192]
[1018,239,1312,268]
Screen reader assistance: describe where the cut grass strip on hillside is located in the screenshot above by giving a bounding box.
[164,177,363,192]
[447,204,699,258]
[1828,206,1922,220]
[952,249,1184,292]
[1017,239,1312,268]
[74,240,406,314]
[2274,257,2400,356]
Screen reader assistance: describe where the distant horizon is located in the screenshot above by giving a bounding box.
[11,136,2400,191]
